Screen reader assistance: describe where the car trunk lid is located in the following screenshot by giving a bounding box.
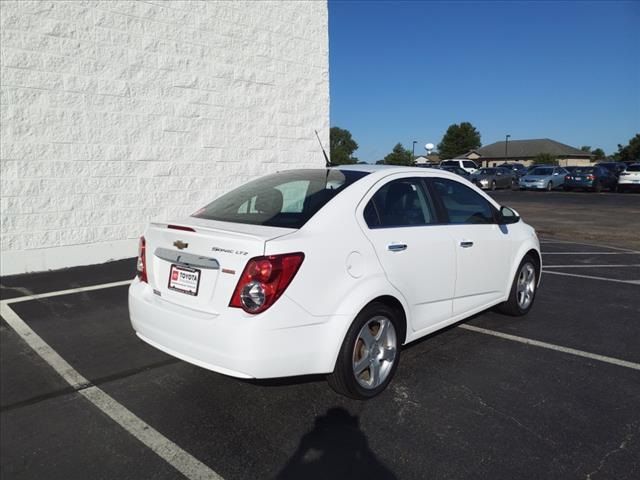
[144,218,295,313]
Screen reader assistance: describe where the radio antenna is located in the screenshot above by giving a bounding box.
[314,130,332,168]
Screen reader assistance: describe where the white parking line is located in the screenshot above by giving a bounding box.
[542,270,640,285]
[539,239,639,253]
[542,252,637,255]
[0,299,223,480]
[3,279,133,304]
[544,264,640,268]
[459,324,640,371]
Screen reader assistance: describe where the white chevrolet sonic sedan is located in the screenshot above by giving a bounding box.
[129,165,541,399]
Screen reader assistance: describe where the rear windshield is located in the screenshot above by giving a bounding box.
[192,169,369,229]
[626,165,640,172]
[572,167,594,174]
[530,167,553,176]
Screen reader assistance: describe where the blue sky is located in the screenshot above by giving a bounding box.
[329,0,640,162]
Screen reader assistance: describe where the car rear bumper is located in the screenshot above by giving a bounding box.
[128,279,341,379]
[565,180,594,188]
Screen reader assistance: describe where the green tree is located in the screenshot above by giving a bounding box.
[612,134,640,162]
[329,127,359,165]
[580,145,592,152]
[383,143,413,165]
[437,122,481,159]
[591,148,605,161]
[533,153,558,165]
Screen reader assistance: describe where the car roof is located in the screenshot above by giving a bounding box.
[332,164,463,181]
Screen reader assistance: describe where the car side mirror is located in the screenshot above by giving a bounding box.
[499,206,520,224]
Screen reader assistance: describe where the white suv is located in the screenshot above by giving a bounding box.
[440,159,479,174]
[617,163,640,192]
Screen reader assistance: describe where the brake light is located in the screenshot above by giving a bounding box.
[137,236,147,283]
[565,175,571,180]
[586,174,595,180]
[168,224,195,232]
[230,252,305,314]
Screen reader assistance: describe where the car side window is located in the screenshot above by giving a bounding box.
[364,178,435,228]
[430,178,496,225]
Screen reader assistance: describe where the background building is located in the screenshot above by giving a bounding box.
[0,0,329,275]
[457,138,593,167]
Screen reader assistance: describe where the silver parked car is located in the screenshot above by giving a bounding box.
[471,167,514,190]
[519,166,568,191]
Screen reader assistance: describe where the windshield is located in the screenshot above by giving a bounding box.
[572,167,594,174]
[192,169,369,229]
[530,167,553,176]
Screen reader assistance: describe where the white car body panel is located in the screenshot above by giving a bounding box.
[129,165,541,379]
[617,164,640,186]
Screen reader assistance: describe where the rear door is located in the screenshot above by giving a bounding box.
[427,177,512,316]
[361,176,456,333]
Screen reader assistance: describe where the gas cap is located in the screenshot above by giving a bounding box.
[346,251,364,279]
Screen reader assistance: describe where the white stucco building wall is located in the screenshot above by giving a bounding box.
[0,0,329,275]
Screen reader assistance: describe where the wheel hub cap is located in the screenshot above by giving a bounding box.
[516,263,536,309]
[352,316,397,390]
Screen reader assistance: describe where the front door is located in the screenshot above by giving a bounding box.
[428,177,512,315]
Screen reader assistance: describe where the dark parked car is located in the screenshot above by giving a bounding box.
[499,163,527,178]
[471,167,514,190]
[563,166,617,192]
[597,162,627,176]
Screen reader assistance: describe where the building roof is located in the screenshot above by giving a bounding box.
[464,138,592,159]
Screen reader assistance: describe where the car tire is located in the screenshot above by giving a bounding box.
[491,180,496,191]
[327,302,401,399]
[496,255,539,317]
[546,182,553,191]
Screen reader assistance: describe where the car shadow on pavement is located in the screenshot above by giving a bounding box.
[275,407,396,480]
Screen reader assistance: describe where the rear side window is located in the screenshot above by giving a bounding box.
[430,178,496,225]
[193,169,369,228]
[626,165,640,172]
[364,178,435,228]
[440,161,456,167]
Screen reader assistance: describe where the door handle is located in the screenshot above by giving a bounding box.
[460,241,474,248]
[387,243,407,252]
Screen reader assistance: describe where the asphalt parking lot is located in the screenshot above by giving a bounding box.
[2,196,639,479]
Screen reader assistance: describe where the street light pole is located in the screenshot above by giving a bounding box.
[505,134,511,163]
[412,140,417,165]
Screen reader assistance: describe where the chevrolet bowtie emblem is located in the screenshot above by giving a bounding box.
[173,240,188,250]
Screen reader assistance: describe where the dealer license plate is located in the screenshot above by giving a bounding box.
[168,264,200,296]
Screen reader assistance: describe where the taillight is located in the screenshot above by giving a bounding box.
[137,236,147,283]
[565,175,571,180]
[230,252,305,314]
[586,174,595,180]
[168,224,195,232]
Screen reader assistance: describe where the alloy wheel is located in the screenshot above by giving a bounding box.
[352,316,397,389]
[516,263,536,310]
